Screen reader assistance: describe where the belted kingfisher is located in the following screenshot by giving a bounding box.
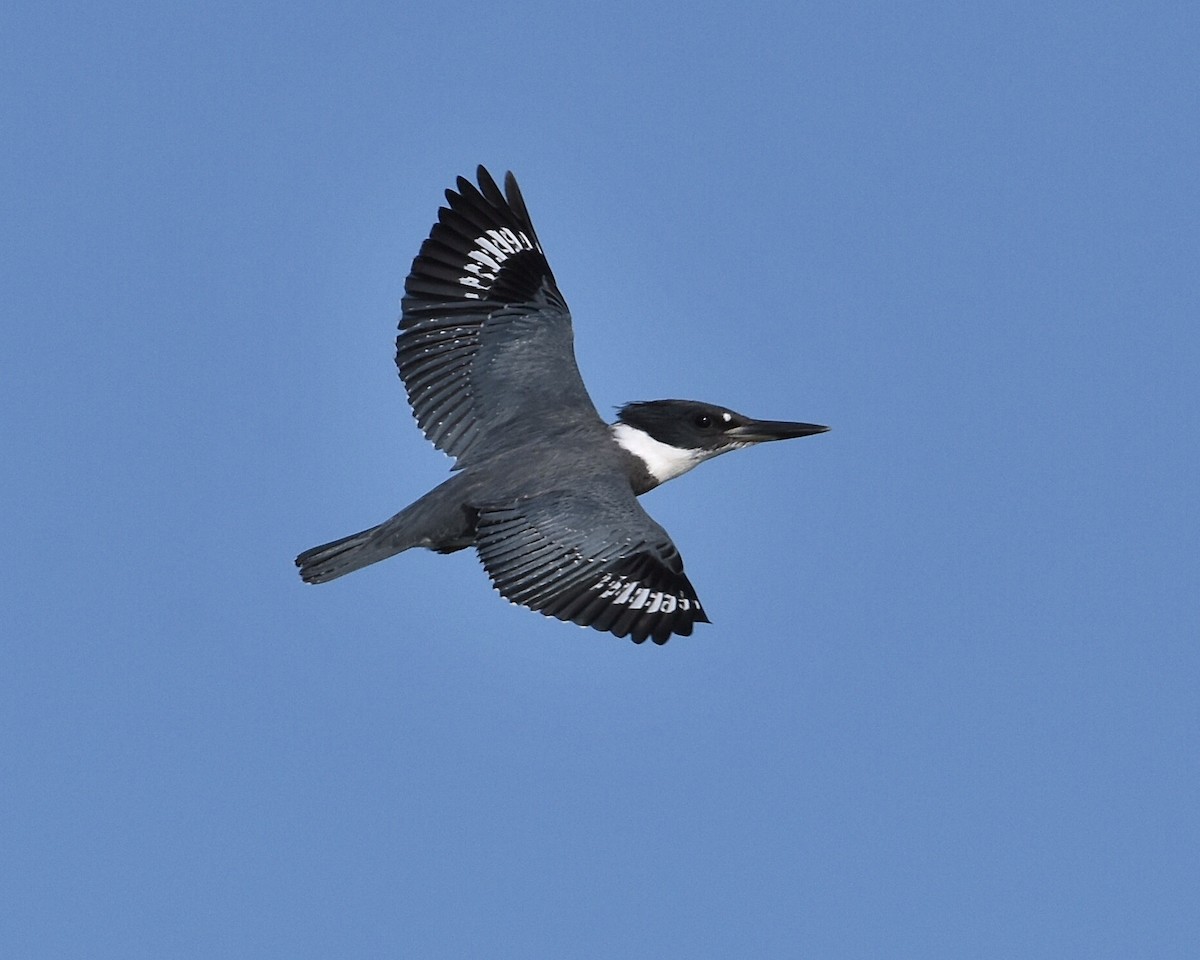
[296,167,828,644]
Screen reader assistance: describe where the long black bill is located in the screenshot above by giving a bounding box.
[727,418,830,442]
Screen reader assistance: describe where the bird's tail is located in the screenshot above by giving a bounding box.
[295,524,401,584]
[297,476,473,584]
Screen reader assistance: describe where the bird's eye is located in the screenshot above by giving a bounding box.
[693,414,714,428]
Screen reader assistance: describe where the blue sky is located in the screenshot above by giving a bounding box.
[4,1,1198,957]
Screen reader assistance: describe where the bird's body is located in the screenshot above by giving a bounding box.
[297,167,827,643]
[299,417,651,571]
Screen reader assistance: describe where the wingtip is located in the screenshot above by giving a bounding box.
[474,165,503,201]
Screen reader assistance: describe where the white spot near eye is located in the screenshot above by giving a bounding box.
[721,411,732,423]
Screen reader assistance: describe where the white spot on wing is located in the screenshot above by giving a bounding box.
[591,573,699,614]
[457,230,535,292]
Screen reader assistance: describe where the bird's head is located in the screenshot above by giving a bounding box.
[612,399,829,489]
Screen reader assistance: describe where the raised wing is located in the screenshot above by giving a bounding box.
[397,167,601,465]
[474,490,710,644]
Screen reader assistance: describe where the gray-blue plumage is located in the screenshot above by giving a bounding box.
[296,167,828,644]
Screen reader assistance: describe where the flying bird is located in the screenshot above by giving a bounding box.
[296,167,828,643]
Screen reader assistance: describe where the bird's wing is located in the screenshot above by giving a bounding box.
[473,489,710,644]
[398,167,601,465]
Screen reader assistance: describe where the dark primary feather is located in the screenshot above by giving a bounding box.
[397,167,601,466]
[474,490,709,644]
